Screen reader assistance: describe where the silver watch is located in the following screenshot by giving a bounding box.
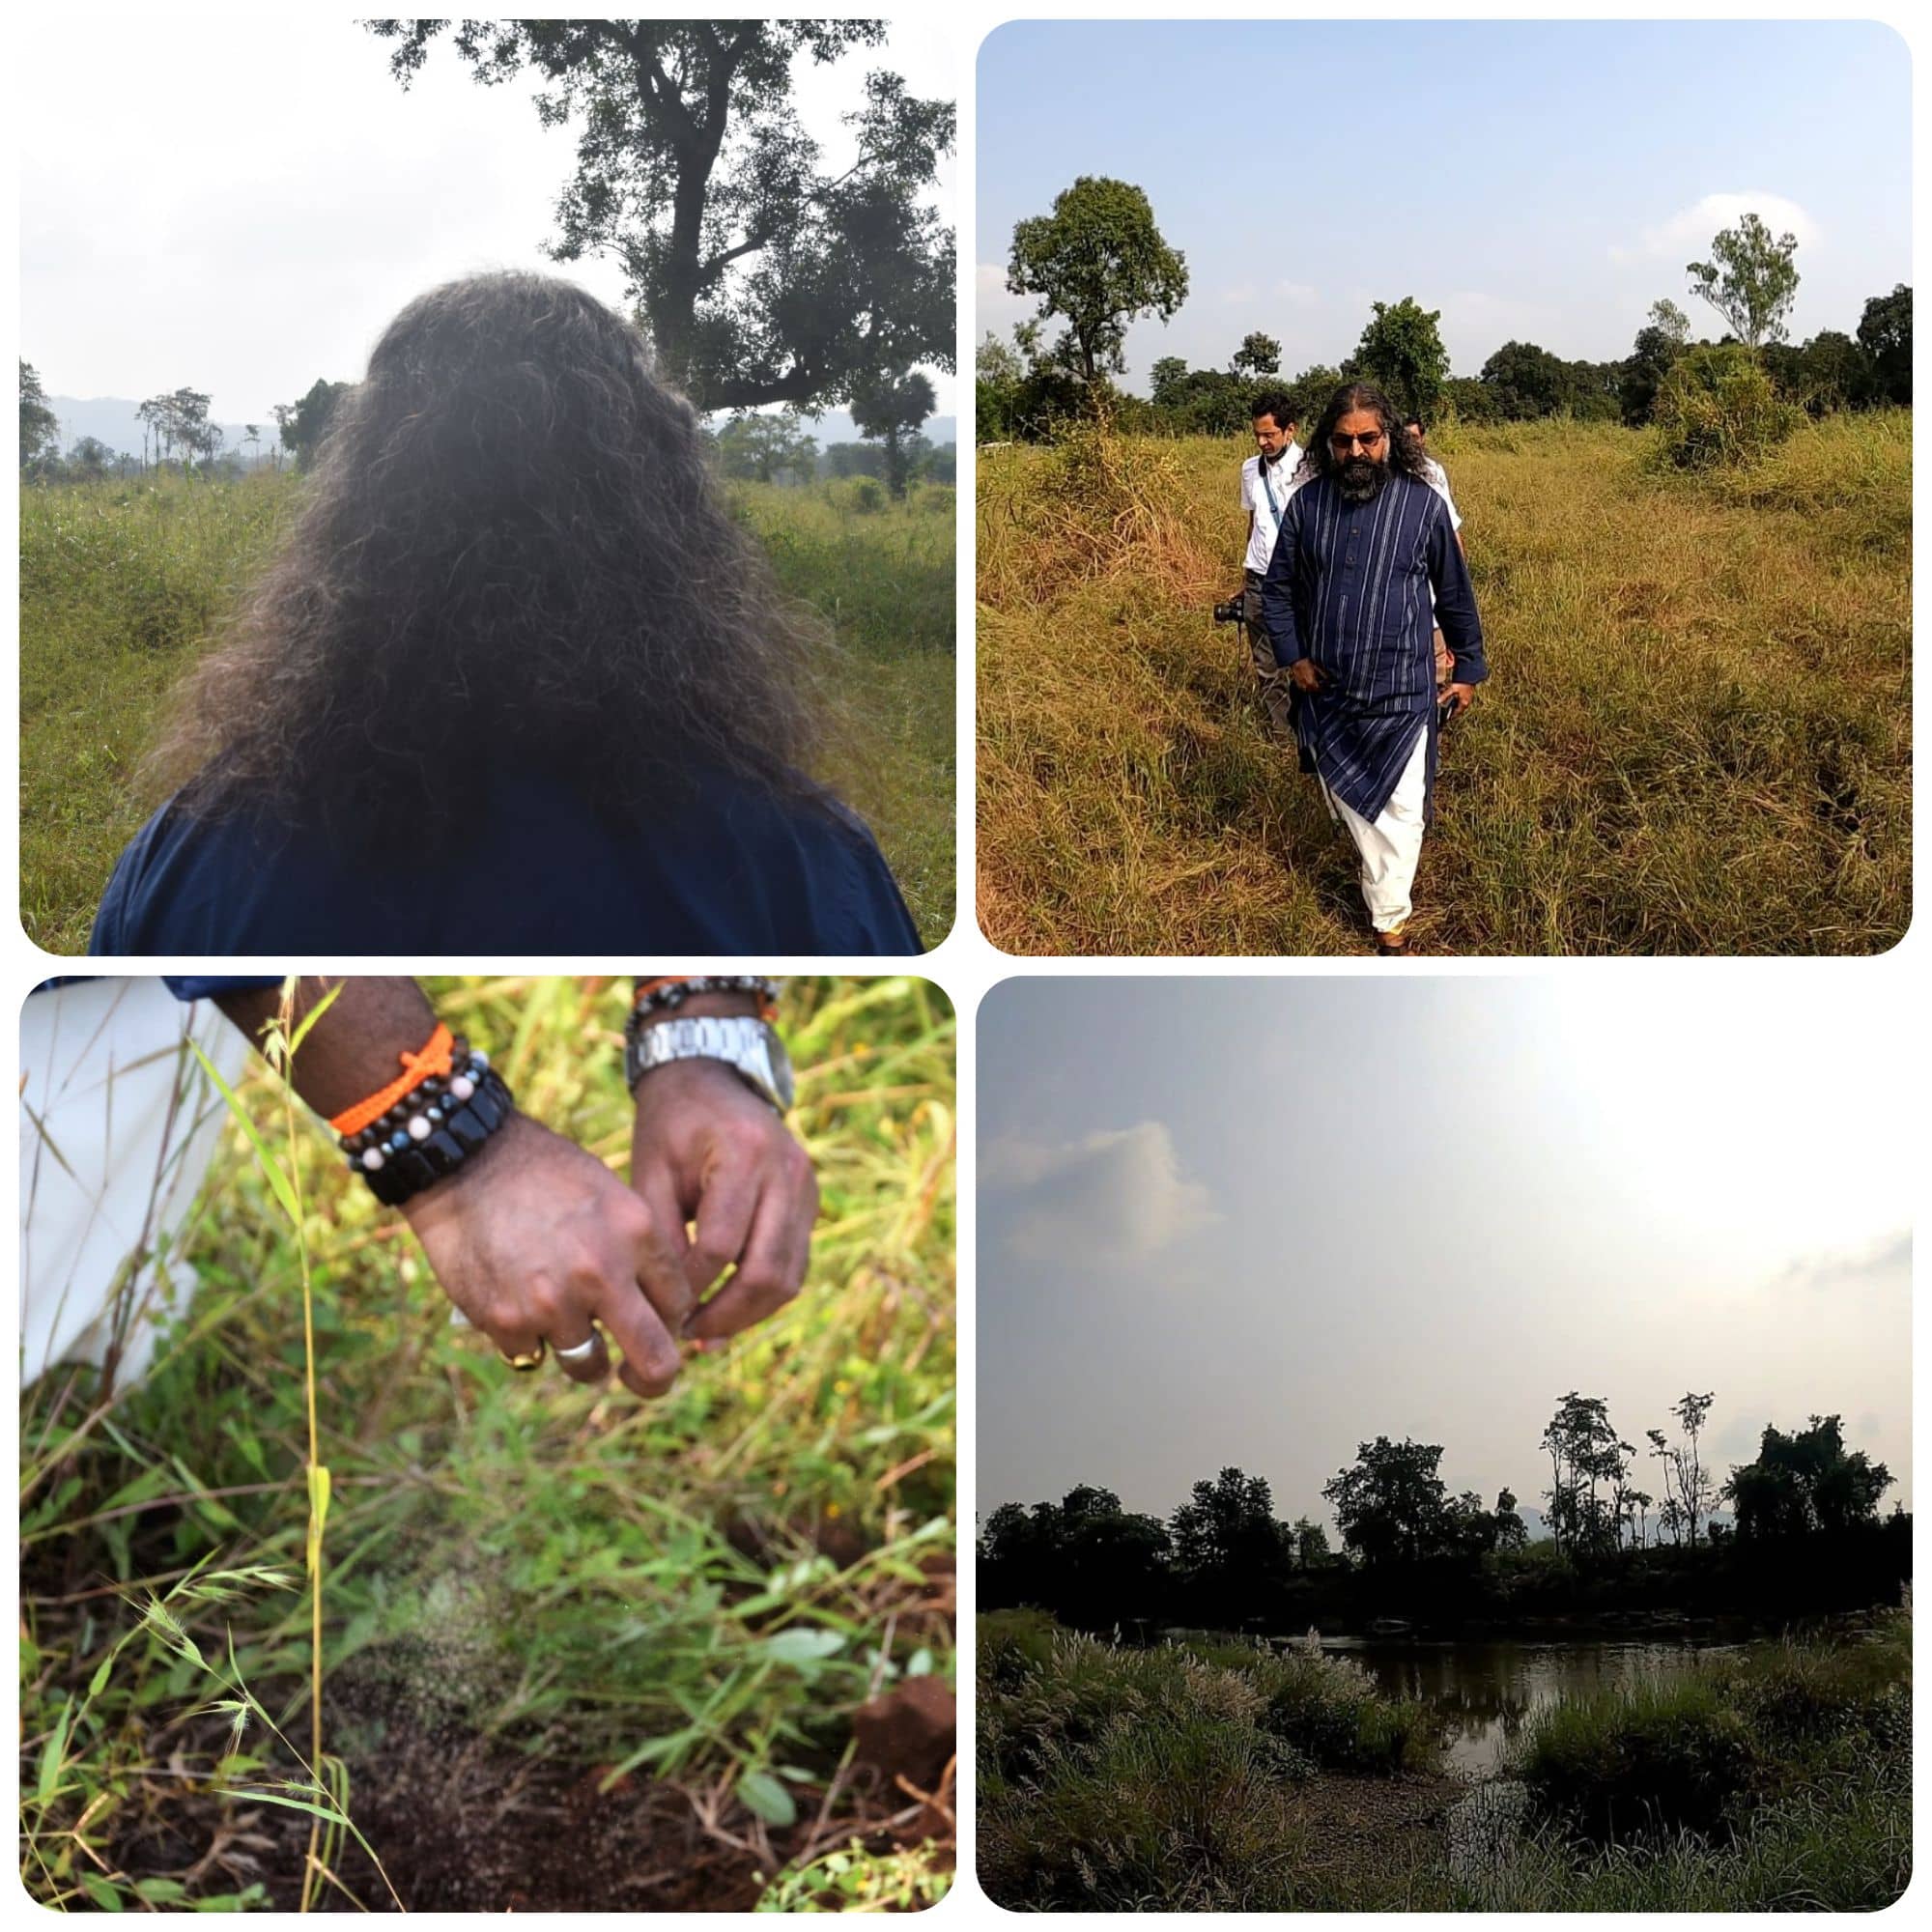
[625,1014,795,1112]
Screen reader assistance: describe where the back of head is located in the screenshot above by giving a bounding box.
[150,271,824,849]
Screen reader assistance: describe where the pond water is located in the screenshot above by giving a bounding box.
[1319,1635,1742,1776]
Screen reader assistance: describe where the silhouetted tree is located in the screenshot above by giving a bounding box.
[1725,1416,1894,1541]
[1857,285,1911,404]
[1323,1437,1451,1568]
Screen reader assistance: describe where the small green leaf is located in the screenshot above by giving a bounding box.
[88,1653,115,1699]
[135,1878,187,1902]
[737,1768,799,1828]
[906,1647,934,1677]
[188,1039,302,1225]
[80,1874,125,1911]
[764,1628,845,1665]
[37,1695,72,1804]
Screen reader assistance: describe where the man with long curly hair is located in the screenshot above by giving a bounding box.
[88,273,923,954]
[1258,382,1487,954]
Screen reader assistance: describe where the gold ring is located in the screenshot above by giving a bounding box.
[499,1343,547,1373]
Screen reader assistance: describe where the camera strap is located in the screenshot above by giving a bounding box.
[1259,451,1287,528]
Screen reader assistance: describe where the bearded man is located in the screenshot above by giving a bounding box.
[1259,382,1487,954]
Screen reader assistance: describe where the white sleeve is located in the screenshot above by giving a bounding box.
[1238,462,1254,515]
[1426,461,1463,532]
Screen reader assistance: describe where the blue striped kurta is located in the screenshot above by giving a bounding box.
[1258,470,1486,822]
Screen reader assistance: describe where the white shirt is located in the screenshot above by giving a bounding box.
[1422,456,1463,531]
[1239,441,1305,574]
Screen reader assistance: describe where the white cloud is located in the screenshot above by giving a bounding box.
[984,1122,1219,1267]
[1277,281,1320,307]
[1771,1229,1910,1296]
[1610,191,1822,266]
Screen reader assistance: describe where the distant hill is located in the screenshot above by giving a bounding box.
[48,395,957,460]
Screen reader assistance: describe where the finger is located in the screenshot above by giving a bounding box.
[589,1272,683,1401]
[688,1165,813,1343]
[624,1188,698,1339]
[687,1161,760,1302]
[635,1167,701,1314]
[548,1320,611,1386]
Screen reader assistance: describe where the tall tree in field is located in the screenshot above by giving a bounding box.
[1007,176,1189,385]
[849,368,935,497]
[1350,298,1448,423]
[368,20,953,413]
[1323,1436,1451,1568]
[1232,329,1282,378]
[285,379,353,471]
[269,401,296,471]
[1649,298,1690,348]
[19,360,60,469]
[1686,212,1800,349]
[243,423,262,469]
[1857,284,1911,404]
[138,395,177,472]
[1170,1465,1290,1602]
[1647,1391,1719,1548]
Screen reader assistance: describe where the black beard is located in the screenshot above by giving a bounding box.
[1336,457,1387,503]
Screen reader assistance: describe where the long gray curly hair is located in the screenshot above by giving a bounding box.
[146,271,830,849]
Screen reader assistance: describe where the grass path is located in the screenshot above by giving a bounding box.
[978,416,1909,955]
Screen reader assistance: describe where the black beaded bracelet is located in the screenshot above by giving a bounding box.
[336,1041,515,1208]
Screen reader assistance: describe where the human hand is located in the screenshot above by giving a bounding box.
[630,1059,818,1347]
[1441,681,1476,721]
[402,1111,691,1398]
[1289,658,1324,693]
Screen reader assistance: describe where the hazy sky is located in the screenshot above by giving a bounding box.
[977,19,1911,387]
[20,14,956,423]
[980,978,1913,1532]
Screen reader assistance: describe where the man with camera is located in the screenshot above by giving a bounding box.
[1230,390,1305,740]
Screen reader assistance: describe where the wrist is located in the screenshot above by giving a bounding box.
[401,1106,537,1229]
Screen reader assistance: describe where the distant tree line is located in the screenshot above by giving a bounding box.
[979,176,1911,441]
[980,1391,1907,1634]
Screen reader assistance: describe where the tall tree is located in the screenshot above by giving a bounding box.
[1350,297,1448,422]
[1857,284,1912,405]
[1007,176,1188,385]
[849,367,935,497]
[19,360,60,469]
[1231,330,1282,378]
[1724,1415,1894,1541]
[1169,1465,1287,1584]
[1686,212,1800,349]
[284,379,353,471]
[1323,1437,1452,1567]
[369,20,953,413]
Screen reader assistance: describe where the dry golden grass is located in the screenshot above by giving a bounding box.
[977,415,1911,955]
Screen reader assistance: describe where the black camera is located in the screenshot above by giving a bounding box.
[1211,594,1246,626]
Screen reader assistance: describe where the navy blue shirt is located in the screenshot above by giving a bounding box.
[1259,470,1486,822]
[91,767,923,956]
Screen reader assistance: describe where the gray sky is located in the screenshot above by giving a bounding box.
[979,978,1913,1531]
[20,14,955,423]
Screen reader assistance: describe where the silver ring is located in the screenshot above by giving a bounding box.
[551,1334,603,1364]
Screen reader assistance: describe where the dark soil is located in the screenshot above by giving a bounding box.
[99,1645,957,1912]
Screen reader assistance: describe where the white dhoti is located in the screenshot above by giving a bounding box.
[18,979,245,1391]
[1320,724,1429,934]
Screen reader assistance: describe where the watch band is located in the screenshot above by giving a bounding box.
[624,1014,793,1112]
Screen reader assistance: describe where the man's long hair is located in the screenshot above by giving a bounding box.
[1304,381,1432,485]
[146,272,828,848]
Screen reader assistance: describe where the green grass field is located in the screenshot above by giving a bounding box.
[978,414,1910,955]
[19,977,955,1911]
[19,473,954,953]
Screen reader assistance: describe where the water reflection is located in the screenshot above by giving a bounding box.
[1321,1637,1740,1775]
